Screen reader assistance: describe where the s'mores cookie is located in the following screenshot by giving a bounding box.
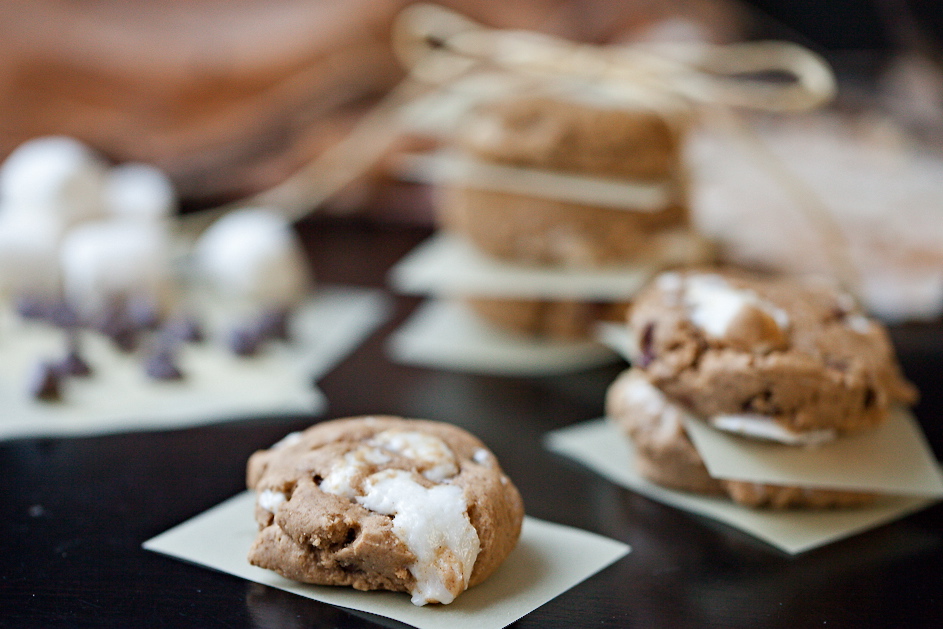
[605,269,918,509]
[412,80,713,343]
[437,82,694,270]
[627,270,917,436]
[606,369,878,509]
[457,90,687,181]
[246,416,524,605]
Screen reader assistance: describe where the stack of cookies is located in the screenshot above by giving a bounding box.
[606,269,919,508]
[428,79,714,340]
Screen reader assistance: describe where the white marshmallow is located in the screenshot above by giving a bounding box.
[0,210,64,297]
[103,162,177,222]
[683,274,790,339]
[270,431,303,450]
[357,469,479,606]
[0,136,106,225]
[60,220,172,319]
[258,489,286,514]
[370,430,459,482]
[473,448,491,465]
[316,432,477,606]
[710,414,836,446]
[195,208,310,307]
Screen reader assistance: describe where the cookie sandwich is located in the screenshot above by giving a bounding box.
[606,269,918,508]
[410,80,713,341]
[246,416,525,605]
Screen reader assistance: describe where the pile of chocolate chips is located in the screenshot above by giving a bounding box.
[19,296,204,401]
[18,295,293,402]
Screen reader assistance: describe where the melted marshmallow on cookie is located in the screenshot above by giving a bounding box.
[358,469,479,606]
[710,414,836,446]
[683,274,790,338]
[258,489,286,513]
[370,429,459,482]
[317,431,480,605]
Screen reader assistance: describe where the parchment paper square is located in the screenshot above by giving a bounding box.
[0,285,389,439]
[387,299,618,376]
[388,233,659,300]
[144,491,630,629]
[545,419,939,554]
[682,408,943,496]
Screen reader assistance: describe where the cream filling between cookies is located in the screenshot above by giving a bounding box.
[615,369,836,446]
[318,431,480,606]
[399,151,676,212]
[709,414,836,446]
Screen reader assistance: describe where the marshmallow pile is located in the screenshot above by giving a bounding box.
[0,136,176,318]
[0,136,313,399]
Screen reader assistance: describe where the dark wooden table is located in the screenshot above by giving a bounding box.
[2,216,942,629]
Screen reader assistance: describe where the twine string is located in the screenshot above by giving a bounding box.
[183,3,856,293]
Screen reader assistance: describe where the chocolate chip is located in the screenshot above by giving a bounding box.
[744,388,777,413]
[95,306,139,353]
[126,297,161,330]
[228,326,262,357]
[638,322,656,368]
[27,361,62,402]
[14,295,53,321]
[47,302,79,329]
[257,308,291,342]
[863,386,876,408]
[58,347,92,378]
[144,349,183,381]
[161,315,204,344]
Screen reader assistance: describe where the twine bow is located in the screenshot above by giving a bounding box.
[392,3,835,113]
[186,4,854,292]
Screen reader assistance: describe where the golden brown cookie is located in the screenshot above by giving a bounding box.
[626,270,917,435]
[465,296,629,340]
[606,368,876,509]
[438,186,691,267]
[246,416,524,606]
[456,90,690,180]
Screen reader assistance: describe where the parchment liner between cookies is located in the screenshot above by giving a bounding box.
[683,408,943,496]
[387,299,619,376]
[545,419,941,554]
[389,232,711,301]
[595,317,943,497]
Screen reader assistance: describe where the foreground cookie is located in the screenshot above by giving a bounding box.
[246,416,524,605]
[627,270,917,436]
